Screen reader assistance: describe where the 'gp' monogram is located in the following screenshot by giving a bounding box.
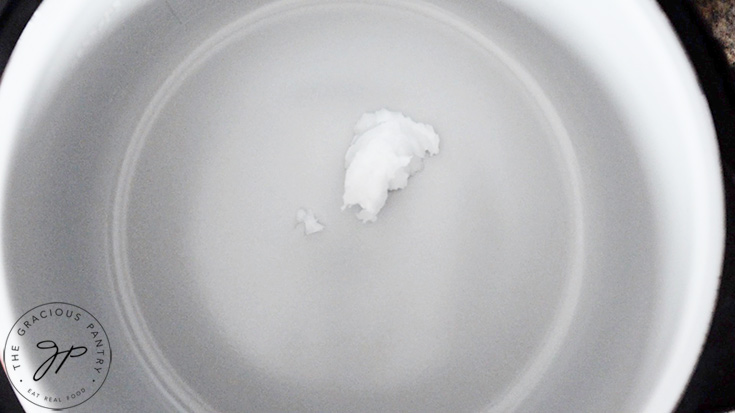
[33,340,88,381]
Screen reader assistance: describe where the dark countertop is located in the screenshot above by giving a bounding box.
[695,0,735,68]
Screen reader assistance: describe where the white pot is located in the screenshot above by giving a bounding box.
[0,0,725,412]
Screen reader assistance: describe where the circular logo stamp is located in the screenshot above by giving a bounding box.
[3,302,111,409]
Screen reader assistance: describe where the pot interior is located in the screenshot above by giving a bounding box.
[0,0,723,412]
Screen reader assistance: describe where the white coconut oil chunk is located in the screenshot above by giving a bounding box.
[342,109,440,222]
[296,208,325,235]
